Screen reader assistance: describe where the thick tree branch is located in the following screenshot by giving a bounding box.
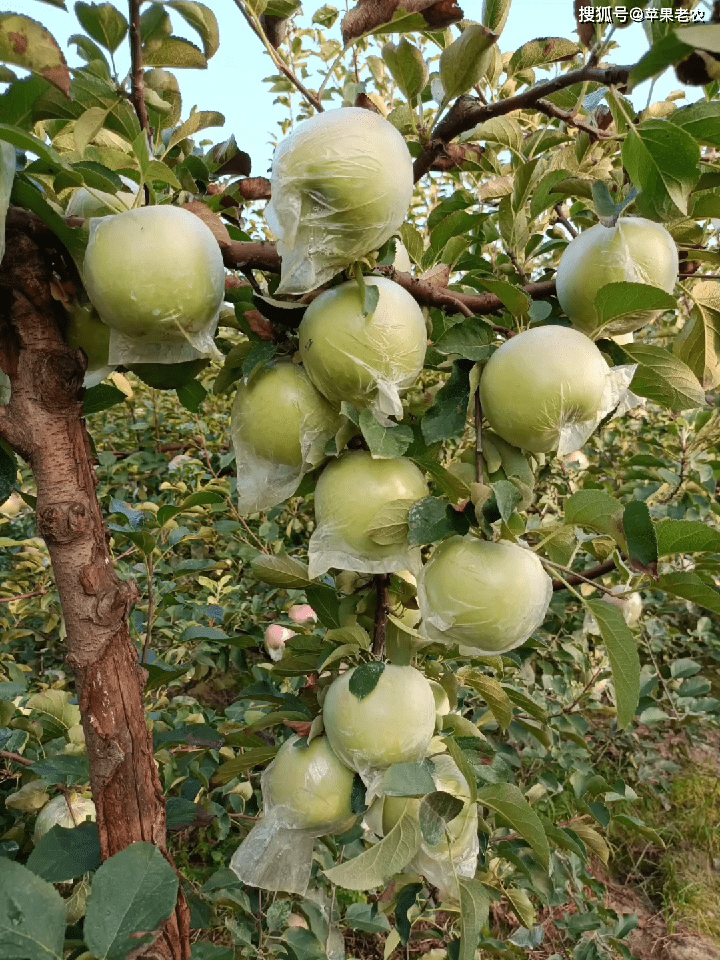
[1,214,190,960]
[128,1,150,134]
[551,558,617,592]
[413,64,631,183]
[379,268,557,318]
[0,749,33,767]
[223,240,282,274]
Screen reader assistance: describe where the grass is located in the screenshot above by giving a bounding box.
[612,763,720,944]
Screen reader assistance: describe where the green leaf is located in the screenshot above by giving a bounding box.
[83,383,127,415]
[0,13,71,96]
[655,519,720,557]
[670,100,720,148]
[348,661,385,701]
[381,38,428,103]
[343,902,391,935]
[622,120,700,219]
[359,410,413,458]
[367,498,415,546]
[434,317,493,362]
[509,37,580,72]
[11,176,87,267]
[478,277,531,318]
[143,36,208,69]
[678,281,720,390]
[26,822,102,883]
[482,0,511,34]
[419,791,464,846]
[594,282,676,333]
[0,123,66,171]
[439,24,497,105]
[490,478,523,523]
[461,671,513,730]
[623,501,658,568]
[623,343,706,411]
[675,23,720,54]
[657,571,720,616]
[0,858,65,960]
[505,887,535,928]
[477,782,550,870]
[251,552,313,588]
[564,490,626,549]
[84,843,180,960]
[421,361,472,446]
[457,879,490,960]
[382,761,436,797]
[162,110,225,156]
[129,359,208,390]
[470,116,523,155]
[395,882,423,944]
[628,31,693,90]
[407,496,471,546]
[443,736,477,804]
[0,139,14,266]
[29,755,90,787]
[164,2,219,59]
[75,3,128,54]
[304,584,340,628]
[586,599,640,730]
[324,808,421,890]
[570,823,610,865]
[176,379,207,413]
[212,746,279,784]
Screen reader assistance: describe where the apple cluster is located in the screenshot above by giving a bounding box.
[67,106,674,899]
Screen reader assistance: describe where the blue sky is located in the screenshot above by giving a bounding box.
[28,0,703,175]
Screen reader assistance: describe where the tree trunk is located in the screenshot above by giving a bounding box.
[0,212,191,960]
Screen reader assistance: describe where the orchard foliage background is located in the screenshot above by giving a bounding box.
[1,1,720,959]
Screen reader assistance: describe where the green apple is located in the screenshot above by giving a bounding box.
[322,664,436,772]
[263,735,355,833]
[382,754,470,842]
[298,277,427,414]
[266,107,414,293]
[65,176,138,219]
[64,304,111,371]
[419,536,552,654]
[313,450,429,561]
[479,325,609,454]
[33,793,96,844]
[378,754,478,898]
[556,217,678,335]
[82,205,225,341]
[232,361,341,467]
[144,68,182,129]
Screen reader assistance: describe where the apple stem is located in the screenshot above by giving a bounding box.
[372,574,390,657]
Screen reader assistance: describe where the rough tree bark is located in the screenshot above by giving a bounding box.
[0,211,190,960]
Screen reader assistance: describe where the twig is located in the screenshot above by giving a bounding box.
[535,99,612,142]
[232,0,323,113]
[0,750,33,767]
[554,204,578,238]
[128,1,150,134]
[549,667,606,718]
[372,574,389,657]
[0,588,48,604]
[549,558,617,592]
[413,63,631,182]
[474,390,484,484]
